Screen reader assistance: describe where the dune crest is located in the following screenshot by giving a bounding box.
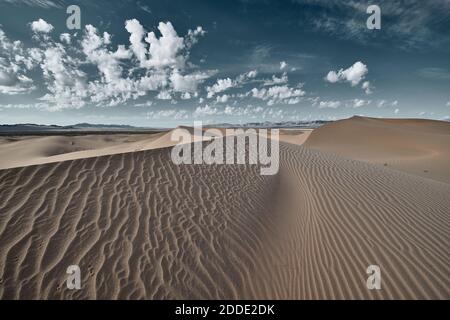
[0,128,213,170]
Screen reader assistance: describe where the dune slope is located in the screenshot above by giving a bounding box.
[304,116,450,183]
[0,140,448,299]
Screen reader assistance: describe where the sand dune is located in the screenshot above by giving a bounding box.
[0,127,306,170]
[304,116,450,183]
[0,134,448,299]
[0,128,212,170]
[276,129,312,145]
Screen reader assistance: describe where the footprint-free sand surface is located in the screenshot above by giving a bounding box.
[304,116,450,183]
[0,117,449,299]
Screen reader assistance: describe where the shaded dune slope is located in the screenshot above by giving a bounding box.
[0,140,449,299]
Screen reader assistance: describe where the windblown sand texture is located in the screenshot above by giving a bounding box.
[0,117,449,299]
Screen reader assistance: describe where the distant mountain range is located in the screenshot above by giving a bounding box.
[209,120,332,128]
[0,123,155,134]
[0,120,332,134]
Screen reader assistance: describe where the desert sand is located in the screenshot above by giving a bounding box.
[304,116,450,183]
[0,117,449,299]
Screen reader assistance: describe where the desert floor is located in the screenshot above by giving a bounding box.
[0,116,449,299]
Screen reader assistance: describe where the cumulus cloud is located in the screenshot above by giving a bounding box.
[206,70,258,98]
[0,18,211,109]
[326,61,368,86]
[325,61,371,93]
[362,81,372,94]
[125,19,148,65]
[235,69,258,83]
[0,28,37,95]
[125,19,203,70]
[206,78,235,98]
[156,90,172,100]
[185,26,206,49]
[280,61,287,70]
[30,18,54,33]
[263,72,288,86]
[446,101,450,107]
[59,33,71,44]
[250,84,305,105]
[216,94,229,103]
[82,25,131,83]
[144,21,185,69]
[170,69,210,93]
[39,45,87,109]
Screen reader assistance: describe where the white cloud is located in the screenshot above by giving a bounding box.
[156,90,172,100]
[82,25,131,83]
[377,99,387,108]
[59,33,71,44]
[195,104,218,116]
[224,105,235,115]
[362,81,372,94]
[377,99,398,108]
[250,84,305,105]
[206,70,258,98]
[325,61,369,90]
[170,69,210,93]
[0,28,38,95]
[263,72,288,86]
[185,26,206,49]
[138,2,152,14]
[180,92,194,100]
[245,70,258,79]
[1,18,210,109]
[206,78,235,98]
[125,19,148,66]
[125,19,192,70]
[134,101,153,107]
[216,94,229,103]
[147,108,188,120]
[325,70,340,83]
[394,108,400,114]
[446,101,450,107]
[280,61,287,70]
[30,18,54,33]
[39,45,87,109]
[235,69,258,83]
[145,21,185,69]
[349,99,370,108]
[318,100,341,109]
[0,74,35,95]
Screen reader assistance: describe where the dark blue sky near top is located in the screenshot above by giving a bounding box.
[0,0,449,127]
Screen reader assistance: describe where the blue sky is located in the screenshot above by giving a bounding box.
[0,0,449,127]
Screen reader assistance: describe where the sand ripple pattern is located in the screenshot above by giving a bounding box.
[0,142,449,299]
